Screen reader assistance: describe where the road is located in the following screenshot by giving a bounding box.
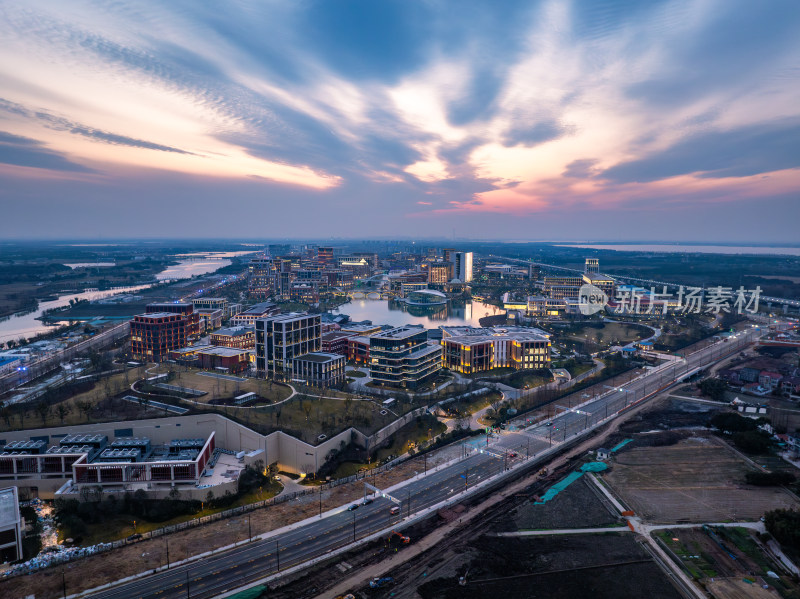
[488,254,800,310]
[86,326,762,599]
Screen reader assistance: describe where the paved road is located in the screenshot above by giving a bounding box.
[87,327,762,599]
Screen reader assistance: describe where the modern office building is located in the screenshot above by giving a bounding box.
[585,258,599,274]
[321,331,355,355]
[440,326,551,374]
[582,272,616,297]
[317,247,335,267]
[347,336,371,364]
[210,326,255,350]
[248,257,274,298]
[130,312,188,362]
[196,308,223,332]
[428,261,453,284]
[255,313,321,379]
[0,486,23,563]
[442,248,456,263]
[452,251,473,283]
[292,352,345,387]
[191,297,229,317]
[146,303,200,338]
[230,302,280,326]
[369,326,443,389]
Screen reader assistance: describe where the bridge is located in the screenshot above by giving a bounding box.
[346,289,396,300]
[489,254,800,311]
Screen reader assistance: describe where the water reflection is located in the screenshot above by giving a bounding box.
[332,299,504,328]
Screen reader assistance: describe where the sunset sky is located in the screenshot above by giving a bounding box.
[1,0,799,241]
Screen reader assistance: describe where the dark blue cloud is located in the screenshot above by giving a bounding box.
[625,2,800,108]
[0,131,93,173]
[602,119,800,183]
[502,120,573,147]
[299,0,433,82]
[0,98,193,155]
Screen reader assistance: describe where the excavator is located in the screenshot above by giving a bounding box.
[388,530,411,545]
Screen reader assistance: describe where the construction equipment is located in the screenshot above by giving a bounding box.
[370,577,394,588]
[389,530,410,545]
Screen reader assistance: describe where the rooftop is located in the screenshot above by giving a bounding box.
[213,326,255,337]
[372,325,426,340]
[295,352,345,363]
[197,346,252,357]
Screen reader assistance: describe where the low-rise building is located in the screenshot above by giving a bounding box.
[196,308,223,332]
[196,347,251,374]
[292,352,346,387]
[347,336,371,364]
[440,326,551,374]
[210,326,255,350]
[321,331,355,355]
[191,297,228,317]
[230,302,280,326]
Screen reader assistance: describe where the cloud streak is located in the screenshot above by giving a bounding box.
[0,0,798,239]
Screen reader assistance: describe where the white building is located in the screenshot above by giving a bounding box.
[0,486,23,563]
[452,251,473,283]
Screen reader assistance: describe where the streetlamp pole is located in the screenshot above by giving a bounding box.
[319,486,322,518]
[352,511,356,542]
[165,536,170,569]
[248,513,252,541]
[407,489,411,519]
[276,540,280,572]
[186,570,190,599]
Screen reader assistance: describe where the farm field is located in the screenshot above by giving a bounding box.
[604,436,799,523]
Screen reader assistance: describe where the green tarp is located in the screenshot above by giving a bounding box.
[534,462,608,504]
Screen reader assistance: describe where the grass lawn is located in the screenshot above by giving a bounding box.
[330,415,446,479]
[346,370,367,378]
[61,482,282,545]
[505,370,553,390]
[464,367,516,379]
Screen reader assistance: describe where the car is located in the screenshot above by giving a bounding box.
[508,452,518,458]
[347,504,359,511]
[274,475,281,481]
[362,498,374,505]
[390,506,401,515]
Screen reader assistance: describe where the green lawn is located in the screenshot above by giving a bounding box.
[61,482,282,545]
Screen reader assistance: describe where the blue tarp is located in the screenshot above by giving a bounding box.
[534,462,608,504]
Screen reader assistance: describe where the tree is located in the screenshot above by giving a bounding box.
[732,430,771,454]
[35,401,50,426]
[56,403,69,424]
[76,400,93,422]
[699,378,728,401]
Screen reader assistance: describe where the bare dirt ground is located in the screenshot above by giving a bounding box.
[706,578,779,599]
[493,475,622,532]
[604,436,800,523]
[408,534,682,599]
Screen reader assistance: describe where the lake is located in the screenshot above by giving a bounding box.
[331,298,505,328]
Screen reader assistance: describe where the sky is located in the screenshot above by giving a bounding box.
[0,0,799,242]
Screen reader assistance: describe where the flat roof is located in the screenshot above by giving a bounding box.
[295,352,345,363]
[135,312,181,319]
[213,326,254,337]
[197,346,251,357]
[372,325,426,340]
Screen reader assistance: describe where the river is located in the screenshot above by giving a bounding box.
[331,298,505,328]
[0,253,240,345]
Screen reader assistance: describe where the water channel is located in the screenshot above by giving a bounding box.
[0,254,237,344]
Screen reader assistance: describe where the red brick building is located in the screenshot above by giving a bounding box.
[146,303,200,338]
[130,312,188,362]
